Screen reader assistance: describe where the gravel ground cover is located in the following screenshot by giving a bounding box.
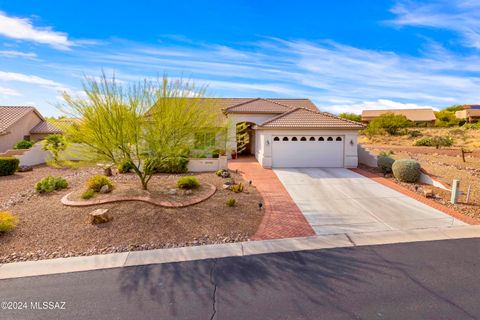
[0,166,264,263]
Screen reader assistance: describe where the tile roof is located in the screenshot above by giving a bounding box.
[222,98,294,113]
[257,108,366,129]
[0,106,42,134]
[361,108,436,122]
[193,97,318,112]
[30,121,63,134]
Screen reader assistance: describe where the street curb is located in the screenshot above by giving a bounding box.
[1,225,480,280]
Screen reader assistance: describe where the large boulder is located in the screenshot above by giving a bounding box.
[89,209,112,225]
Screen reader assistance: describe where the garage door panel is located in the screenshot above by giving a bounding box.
[272,136,344,168]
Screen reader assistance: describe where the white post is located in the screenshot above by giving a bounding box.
[450,179,460,204]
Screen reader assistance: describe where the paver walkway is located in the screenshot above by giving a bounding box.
[228,157,315,240]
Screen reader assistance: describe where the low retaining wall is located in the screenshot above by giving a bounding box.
[357,144,449,191]
[188,156,227,172]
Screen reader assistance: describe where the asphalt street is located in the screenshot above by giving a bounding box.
[1,238,480,320]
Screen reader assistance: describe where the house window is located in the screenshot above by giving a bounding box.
[194,132,216,148]
[319,137,324,141]
[273,136,280,141]
[309,137,315,141]
[300,137,307,141]
[336,137,342,141]
[282,137,289,141]
[327,137,333,141]
[291,137,298,141]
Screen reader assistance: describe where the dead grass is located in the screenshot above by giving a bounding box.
[0,167,264,262]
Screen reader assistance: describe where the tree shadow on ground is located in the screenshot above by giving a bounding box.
[118,246,397,318]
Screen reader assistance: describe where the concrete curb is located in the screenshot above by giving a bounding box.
[1,225,480,280]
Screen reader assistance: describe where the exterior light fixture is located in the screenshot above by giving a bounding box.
[266,139,270,145]
[350,139,354,146]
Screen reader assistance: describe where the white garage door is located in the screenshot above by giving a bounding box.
[272,135,344,168]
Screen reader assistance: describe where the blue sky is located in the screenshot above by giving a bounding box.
[0,0,479,116]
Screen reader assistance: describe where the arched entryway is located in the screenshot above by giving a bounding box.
[236,122,256,156]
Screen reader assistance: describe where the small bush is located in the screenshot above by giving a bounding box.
[226,198,236,207]
[118,159,134,173]
[0,211,17,234]
[13,140,34,150]
[392,159,421,183]
[0,157,19,176]
[414,136,454,148]
[177,176,200,189]
[230,183,244,193]
[87,175,113,192]
[212,149,226,158]
[377,155,395,174]
[81,189,95,199]
[408,130,422,138]
[215,170,223,177]
[35,176,68,193]
[157,156,189,173]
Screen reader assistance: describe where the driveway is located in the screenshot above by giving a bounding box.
[274,168,465,235]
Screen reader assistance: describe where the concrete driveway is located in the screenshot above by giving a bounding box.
[274,168,465,235]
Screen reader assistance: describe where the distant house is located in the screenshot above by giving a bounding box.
[0,106,62,152]
[455,105,480,123]
[361,108,436,125]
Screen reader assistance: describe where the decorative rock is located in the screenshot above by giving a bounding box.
[183,189,193,195]
[168,188,177,195]
[89,209,112,225]
[17,165,33,172]
[423,188,434,198]
[99,184,112,194]
[104,167,113,176]
[221,171,230,178]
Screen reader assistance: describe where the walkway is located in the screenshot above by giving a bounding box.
[228,157,315,240]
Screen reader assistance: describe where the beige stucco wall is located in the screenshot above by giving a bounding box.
[0,111,42,152]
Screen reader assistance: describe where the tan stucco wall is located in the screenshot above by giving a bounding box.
[0,111,42,152]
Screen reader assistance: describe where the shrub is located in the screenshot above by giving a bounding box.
[377,155,395,174]
[13,140,34,149]
[0,157,19,176]
[212,149,226,158]
[81,189,95,199]
[414,136,454,148]
[42,134,67,163]
[177,176,200,189]
[338,113,362,122]
[86,175,113,192]
[35,176,68,193]
[230,183,244,193]
[392,159,421,183]
[215,169,223,177]
[408,130,422,138]
[367,113,411,135]
[226,198,236,207]
[0,211,17,234]
[157,156,189,173]
[118,159,134,173]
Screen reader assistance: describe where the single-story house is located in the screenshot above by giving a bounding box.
[361,108,436,125]
[196,98,365,168]
[455,105,480,123]
[0,106,62,152]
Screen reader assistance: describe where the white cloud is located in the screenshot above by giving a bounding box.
[0,50,37,59]
[388,0,480,49]
[0,11,73,50]
[326,99,436,114]
[0,71,65,90]
[0,86,20,96]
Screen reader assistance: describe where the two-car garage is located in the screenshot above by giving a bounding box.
[271,135,345,168]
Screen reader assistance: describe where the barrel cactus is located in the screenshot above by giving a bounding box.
[377,155,395,174]
[392,159,421,183]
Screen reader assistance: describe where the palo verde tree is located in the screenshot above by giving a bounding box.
[61,73,222,190]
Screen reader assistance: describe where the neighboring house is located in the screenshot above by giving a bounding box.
[361,108,436,125]
[192,98,365,168]
[455,105,480,123]
[0,106,62,152]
